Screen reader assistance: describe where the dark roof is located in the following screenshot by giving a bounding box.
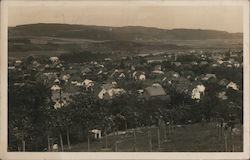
[101,83,116,90]
[145,85,166,97]
[70,76,82,82]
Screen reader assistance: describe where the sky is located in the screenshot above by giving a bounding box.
[8,5,243,33]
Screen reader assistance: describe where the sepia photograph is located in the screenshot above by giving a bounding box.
[0,0,250,159]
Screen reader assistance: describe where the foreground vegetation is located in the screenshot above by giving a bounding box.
[8,81,242,151]
[69,123,243,152]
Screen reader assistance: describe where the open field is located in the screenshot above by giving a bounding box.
[8,35,242,59]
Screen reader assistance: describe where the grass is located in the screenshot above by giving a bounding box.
[65,123,243,152]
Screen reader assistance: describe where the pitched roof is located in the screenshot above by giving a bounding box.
[145,85,166,97]
[101,83,116,90]
[70,76,82,82]
[51,85,61,91]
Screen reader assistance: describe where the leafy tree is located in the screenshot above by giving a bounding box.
[8,82,50,151]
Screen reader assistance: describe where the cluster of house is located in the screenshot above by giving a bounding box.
[8,48,242,109]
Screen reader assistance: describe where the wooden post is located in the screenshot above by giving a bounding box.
[87,131,90,151]
[125,119,128,131]
[230,129,234,152]
[22,140,25,152]
[105,127,108,148]
[115,141,118,152]
[66,128,71,150]
[17,143,21,152]
[217,125,221,141]
[164,124,167,140]
[47,134,51,152]
[157,127,161,150]
[59,132,64,152]
[148,127,152,152]
[221,126,223,141]
[168,124,171,134]
[224,130,228,152]
[133,129,137,152]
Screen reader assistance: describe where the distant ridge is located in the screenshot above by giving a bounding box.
[9,23,243,41]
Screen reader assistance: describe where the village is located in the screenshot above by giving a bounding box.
[8,48,243,152]
[9,49,243,102]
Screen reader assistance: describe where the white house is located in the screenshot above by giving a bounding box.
[53,100,67,110]
[133,71,146,81]
[54,78,60,84]
[15,60,22,64]
[197,84,205,95]
[217,91,228,100]
[49,56,59,64]
[98,84,126,99]
[191,84,206,101]
[62,74,71,82]
[139,74,146,81]
[191,88,201,101]
[152,83,162,87]
[51,85,61,91]
[217,60,224,64]
[82,79,94,90]
[227,82,239,90]
[202,74,216,81]
[119,73,126,79]
[152,70,164,75]
[90,129,102,139]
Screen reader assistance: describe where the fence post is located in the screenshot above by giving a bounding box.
[164,124,167,140]
[133,129,137,152]
[105,127,108,148]
[224,129,228,152]
[67,128,71,150]
[22,140,26,152]
[47,135,51,152]
[115,141,118,152]
[87,129,90,151]
[157,127,161,150]
[59,132,64,152]
[148,127,152,152]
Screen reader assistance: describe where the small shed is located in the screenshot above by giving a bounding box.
[90,129,102,139]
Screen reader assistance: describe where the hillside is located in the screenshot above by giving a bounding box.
[9,23,243,41]
[8,23,243,58]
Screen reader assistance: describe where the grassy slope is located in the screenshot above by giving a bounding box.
[65,123,243,152]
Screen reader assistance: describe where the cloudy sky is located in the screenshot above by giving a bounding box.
[8,5,243,33]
